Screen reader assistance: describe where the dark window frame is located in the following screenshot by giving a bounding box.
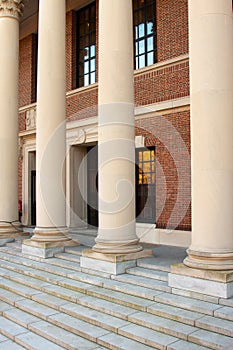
[136,147,156,223]
[133,0,157,70]
[76,2,96,88]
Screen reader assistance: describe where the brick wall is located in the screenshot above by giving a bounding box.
[157,0,188,61]
[134,60,189,106]
[19,34,37,108]
[136,110,191,230]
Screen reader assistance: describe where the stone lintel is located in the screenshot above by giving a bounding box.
[80,249,153,275]
[171,263,233,283]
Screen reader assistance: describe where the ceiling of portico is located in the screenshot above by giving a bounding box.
[20,0,93,39]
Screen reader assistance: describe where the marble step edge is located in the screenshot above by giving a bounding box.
[0,255,171,301]
[0,289,216,350]
[1,249,233,320]
[0,278,232,345]
[126,266,168,282]
[0,258,232,326]
[1,307,108,350]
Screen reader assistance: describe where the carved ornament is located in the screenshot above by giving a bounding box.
[0,0,24,19]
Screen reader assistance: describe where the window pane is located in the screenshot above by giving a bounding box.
[147,36,153,51]
[84,74,89,86]
[90,72,96,85]
[84,61,89,74]
[147,21,153,35]
[90,45,95,58]
[133,0,157,70]
[139,55,145,68]
[138,23,145,38]
[147,51,154,66]
[76,3,96,88]
[90,58,95,72]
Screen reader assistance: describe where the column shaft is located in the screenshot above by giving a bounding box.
[184,0,233,269]
[93,0,142,253]
[23,0,77,256]
[0,1,25,239]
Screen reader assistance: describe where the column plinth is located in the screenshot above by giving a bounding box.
[0,0,28,243]
[169,0,233,298]
[22,0,78,257]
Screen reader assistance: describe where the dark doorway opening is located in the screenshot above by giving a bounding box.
[87,146,98,228]
[31,170,36,226]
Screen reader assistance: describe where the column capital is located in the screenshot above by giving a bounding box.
[0,0,24,20]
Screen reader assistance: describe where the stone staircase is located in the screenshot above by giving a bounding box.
[0,242,232,349]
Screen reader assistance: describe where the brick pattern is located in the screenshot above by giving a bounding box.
[157,0,188,62]
[136,110,191,230]
[66,88,98,121]
[66,11,76,91]
[19,35,33,107]
[134,60,189,106]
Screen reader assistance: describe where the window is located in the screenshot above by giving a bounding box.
[133,0,157,69]
[136,148,156,223]
[76,2,96,88]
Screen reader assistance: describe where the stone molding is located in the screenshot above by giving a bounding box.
[0,0,24,19]
[25,107,36,130]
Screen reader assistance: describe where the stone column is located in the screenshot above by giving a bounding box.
[22,0,77,258]
[169,0,233,298]
[0,0,27,243]
[80,0,151,274]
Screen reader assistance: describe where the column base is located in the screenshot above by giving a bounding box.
[80,249,153,275]
[0,222,29,246]
[22,226,79,258]
[93,237,143,254]
[168,263,233,299]
[184,248,233,270]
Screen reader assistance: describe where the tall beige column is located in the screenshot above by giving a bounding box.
[0,0,27,242]
[94,0,142,254]
[81,0,151,274]
[183,0,233,270]
[22,0,76,258]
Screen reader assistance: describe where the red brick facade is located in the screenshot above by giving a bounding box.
[18,0,191,230]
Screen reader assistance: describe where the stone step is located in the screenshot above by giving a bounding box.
[2,248,233,326]
[0,246,233,350]
[54,252,80,263]
[0,272,215,349]
[0,315,66,350]
[137,257,171,272]
[126,266,168,282]
[0,280,195,350]
[111,273,171,292]
[65,245,87,256]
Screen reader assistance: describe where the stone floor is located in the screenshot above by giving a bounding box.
[0,240,232,349]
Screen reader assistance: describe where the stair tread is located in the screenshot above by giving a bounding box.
[127,266,168,281]
[0,340,27,350]
[54,253,80,262]
[195,314,233,337]
[188,329,233,349]
[112,273,170,292]
[147,301,204,325]
[167,339,211,350]
[128,310,197,340]
[214,305,233,321]
[154,292,221,316]
[29,320,107,350]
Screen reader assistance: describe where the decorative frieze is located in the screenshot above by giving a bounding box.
[25,107,36,130]
[0,0,24,19]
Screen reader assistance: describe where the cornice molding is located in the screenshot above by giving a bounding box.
[0,0,24,20]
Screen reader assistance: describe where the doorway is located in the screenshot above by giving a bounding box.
[87,146,98,228]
